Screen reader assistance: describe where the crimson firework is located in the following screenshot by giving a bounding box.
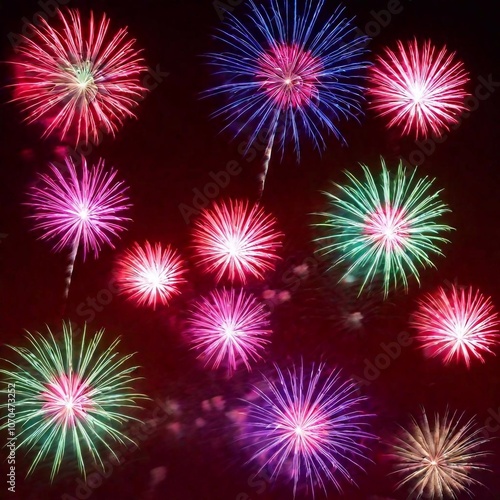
[368,39,469,138]
[115,241,187,309]
[192,199,282,283]
[187,288,271,374]
[10,9,146,145]
[411,284,500,366]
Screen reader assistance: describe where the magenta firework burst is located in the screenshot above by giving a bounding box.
[368,39,469,138]
[10,9,147,145]
[192,199,282,283]
[244,363,375,496]
[411,284,500,367]
[115,242,187,309]
[187,288,271,374]
[27,156,131,260]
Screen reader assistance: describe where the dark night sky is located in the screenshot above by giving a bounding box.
[0,1,499,499]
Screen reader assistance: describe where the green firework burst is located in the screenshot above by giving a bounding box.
[1,322,147,479]
[314,158,453,295]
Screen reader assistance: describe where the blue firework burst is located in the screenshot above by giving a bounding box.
[205,0,370,194]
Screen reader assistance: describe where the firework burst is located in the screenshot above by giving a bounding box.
[314,158,453,296]
[186,288,271,374]
[115,241,187,309]
[411,284,500,367]
[206,0,370,194]
[27,156,131,299]
[11,9,147,145]
[368,39,469,138]
[244,362,375,496]
[392,408,490,499]
[192,199,282,283]
[0,323,146,479]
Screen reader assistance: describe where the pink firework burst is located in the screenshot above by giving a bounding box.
[28,156,131,259]
[41,373,94,427]
[115,242,187,309]
[363,204,410,253]
[257,43,322,109]
[368,39,469,138]
[11,9,147,145]
[28,156,131,260]
[192,199,282,283]
[411,285,500,367]
[186,288,271,374]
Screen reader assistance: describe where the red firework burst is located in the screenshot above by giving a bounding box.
[411,285,500,366]
[10,9,147,145]
[368,39,469,138]
[192,199,282,283]
[186,288,271,374]
[257,43,322,108]
[115,241,187,309]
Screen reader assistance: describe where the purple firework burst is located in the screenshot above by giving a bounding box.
[27,156,131,260]
[186,288,271,374]
[244,362,375,496]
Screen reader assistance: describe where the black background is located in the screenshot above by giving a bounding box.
[0,0,499,499]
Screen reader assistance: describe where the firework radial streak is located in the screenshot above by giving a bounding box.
[205,0,370,195]
[368,39,469,138]
[115,241,187,309]
[244,362,375,497]
[411,284,500,366]
[186,288,271,374]
[314,158,453,296]
[10,8,147,145]
[192,199,282,283]
[0,323,147,479]
[391,408,491,498]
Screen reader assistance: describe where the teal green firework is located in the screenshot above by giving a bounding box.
[1,322,147,479]
[314,158,453,295]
